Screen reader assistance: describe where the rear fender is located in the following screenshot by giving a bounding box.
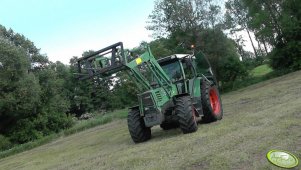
[128,105,139,111]
[173,93,190,99]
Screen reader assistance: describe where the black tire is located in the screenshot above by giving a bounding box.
[175,96,198,134]
[160,122,179,130]
[127,109,151,143]
[201,80,223,123]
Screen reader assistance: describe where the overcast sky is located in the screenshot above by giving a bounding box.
[0,0,154,64]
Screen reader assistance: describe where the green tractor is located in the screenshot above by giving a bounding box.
[77,42,223,143]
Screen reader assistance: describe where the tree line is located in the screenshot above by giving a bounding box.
[147,0,300,86]
[224,0,300,71]
[0,26,137,150]
[0,0,300,150]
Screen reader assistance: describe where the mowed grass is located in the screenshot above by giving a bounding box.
[0,71,301,170]
[0,109,128,159]
[251,64,273,77]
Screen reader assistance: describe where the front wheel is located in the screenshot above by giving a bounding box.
[175,96,198,134]
[201,81,223,122]
[127,109,151,143]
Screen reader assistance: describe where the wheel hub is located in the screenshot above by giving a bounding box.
[209,88,221,115]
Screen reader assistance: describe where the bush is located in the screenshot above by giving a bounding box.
[0,135,12,151]
[9,113,73,144]
[269,41,301,71]
[9,119,43,143]
[46,112,73,133]
[219,56,248,84]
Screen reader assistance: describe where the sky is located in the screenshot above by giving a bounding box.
[0,0,257,64]
[0,0,155,64]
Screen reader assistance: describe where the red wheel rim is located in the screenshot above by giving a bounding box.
[209,88,221,115]
[192,106,196,122]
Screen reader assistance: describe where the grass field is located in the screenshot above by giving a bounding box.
[0,109,128,159]
[0,70,300,170]
[251,64,273,77]
[221,64,275,92]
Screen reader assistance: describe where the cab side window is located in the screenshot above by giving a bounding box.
[195,52,210,74]
[182,60,193,79]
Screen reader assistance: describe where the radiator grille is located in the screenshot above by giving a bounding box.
[155,91,162,102]
[140,92,154,106]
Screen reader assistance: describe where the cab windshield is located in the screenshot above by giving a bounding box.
[160,61,183,82]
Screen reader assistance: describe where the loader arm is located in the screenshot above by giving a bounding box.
[76,42,175,97]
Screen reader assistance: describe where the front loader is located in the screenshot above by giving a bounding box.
[76,42,223,143]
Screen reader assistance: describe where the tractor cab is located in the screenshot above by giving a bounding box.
[159,54,192,82]
[156,54,195,94]
[158,52,214,80]
[156,52,215,95]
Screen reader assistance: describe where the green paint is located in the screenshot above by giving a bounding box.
[77,42,218,129]
[267,150,299,168]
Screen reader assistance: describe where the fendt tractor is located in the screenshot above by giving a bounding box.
[76,42,223,143]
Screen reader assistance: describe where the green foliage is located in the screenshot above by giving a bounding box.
[251,64,273,77]
[110,73,139,109]
[241,56,264,71]
[64,109,127,135]
[9,113,73,143]
[197,29,247,83]
[0,25,74,147]
[148,0,223,36]
[0,26,48,65]
[68,57,94,116]
[1,0,299,154]
[9,118,43,143]
[0,135,12,151]
[46,113,73,133]
[269,41,301,71]
[147,1,249,87]
[221,66,281,93]
[240,0,301,72]
[0,39,41,119]
[35,65,70,115]
[149,38,173,58]
[219,56,248,83]
[67,50,139,113]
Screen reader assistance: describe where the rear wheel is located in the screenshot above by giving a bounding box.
[175,96,198,134]
[127,109,151,143]
[201,81,223,122]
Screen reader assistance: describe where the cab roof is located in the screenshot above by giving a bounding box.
[157,54,192,64]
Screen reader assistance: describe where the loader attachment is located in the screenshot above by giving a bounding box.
[76,42,127,80]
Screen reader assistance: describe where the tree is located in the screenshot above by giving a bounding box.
[0,38,40,130]
[147,0,249,88]
[196,29,248,84]
[0,25,73,145]
[147,0,223,38]
[0,25,48,66]
[242,0,301,71]
[68,56,94,116]
[224,0,260,58]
